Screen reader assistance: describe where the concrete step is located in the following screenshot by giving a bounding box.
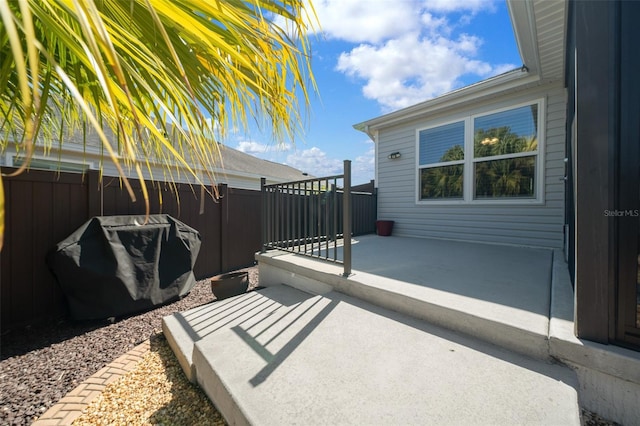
[163,285,580,426]
[257,250,551,360]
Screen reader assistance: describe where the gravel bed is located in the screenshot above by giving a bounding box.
[0,266,257,426]
[73,334,225,426]
[581,409,620,426]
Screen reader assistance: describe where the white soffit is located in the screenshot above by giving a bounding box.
[533,0,567,81]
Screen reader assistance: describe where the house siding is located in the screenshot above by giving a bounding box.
[376,82,566,248]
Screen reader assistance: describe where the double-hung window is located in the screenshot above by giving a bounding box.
[418,121,465,199]
[417,100,542,203]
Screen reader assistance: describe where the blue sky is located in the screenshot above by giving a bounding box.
[228,0,521,185]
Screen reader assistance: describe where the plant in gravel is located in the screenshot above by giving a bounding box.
[0,0,318,251]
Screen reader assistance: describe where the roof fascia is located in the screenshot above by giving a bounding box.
[12,144,298,183]
[507,0,540,75]
[354,70,539,135]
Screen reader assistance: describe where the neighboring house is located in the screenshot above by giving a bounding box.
[355,0,640,351]
[1,126,308,191]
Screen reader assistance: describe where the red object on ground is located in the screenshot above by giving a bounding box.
[376,220,394,236]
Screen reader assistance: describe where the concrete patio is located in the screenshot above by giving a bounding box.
[164,285,579,425]
[259,235,556,359]
[163,235,640,425]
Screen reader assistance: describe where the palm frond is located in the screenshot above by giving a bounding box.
[0,0,317,251]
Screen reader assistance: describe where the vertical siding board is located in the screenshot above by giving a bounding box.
[219,185,229,273]
[376,84,566,248]
[60,177,88,320]
[226,188,261,270]
[87,170,101,218]
[186,186,200,273]
[68,180,88,230]
[190,184,217,278]
[101,180,115,216]
[51,182,72,320]
[196,188,213,277]
[31,182,55,317]
[10,181,34,324]
[213,188,224,276]
[1,177,13,326]
[209,188,223,276]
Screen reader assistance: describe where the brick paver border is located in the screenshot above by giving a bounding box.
[33,340,151,425]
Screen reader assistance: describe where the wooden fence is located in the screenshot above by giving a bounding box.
[1,167,261,330]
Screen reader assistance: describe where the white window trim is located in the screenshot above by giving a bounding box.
[415,98,546,205]
[6,152,94,172]
[415,117,468,204]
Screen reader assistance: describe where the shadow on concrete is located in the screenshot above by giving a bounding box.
[209,286,575,387]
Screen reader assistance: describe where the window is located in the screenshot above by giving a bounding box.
[417,101,542,203]
[10,155,92,173]
[418,121,464,199]
[473,105,538,199]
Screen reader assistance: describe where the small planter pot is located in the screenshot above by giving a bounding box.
[211,271,249,300]
[376,220,395,236]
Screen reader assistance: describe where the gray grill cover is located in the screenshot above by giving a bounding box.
[48,215,201,320]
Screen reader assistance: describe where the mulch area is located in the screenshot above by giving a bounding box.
[0,266,257,426]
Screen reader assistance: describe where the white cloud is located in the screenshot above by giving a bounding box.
[286,147,343,177]
[237,141,269,155]
[236,140,291,157]
[337,32,512,111]
[204,117,218,130]
[306,0,497,43]
[235,139,373,185]
[491,63,518,76]
[285,145,373,184]
[310,0,422,43]
[299,0,515,111]
[352,140,375,184]
[423,0,498,14]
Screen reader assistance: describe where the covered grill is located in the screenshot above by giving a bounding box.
[48,214,201,320]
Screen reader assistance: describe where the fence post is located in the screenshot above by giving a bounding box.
[343,160,352,277]
[261,178,266,253]
[87,170,102,217]
[372,184,378,234]
[219,184,229,272]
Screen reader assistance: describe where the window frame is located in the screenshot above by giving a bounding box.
[416,117,467,202]
[415,98,545,205]
[7,153,93,173]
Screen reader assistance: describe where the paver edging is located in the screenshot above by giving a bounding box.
[32,340,151,425]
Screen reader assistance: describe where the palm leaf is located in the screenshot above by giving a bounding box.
[0,0,317,251]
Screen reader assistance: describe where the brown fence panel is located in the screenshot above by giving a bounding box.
[1,168,92,328]
[99,178,224,279]
[351,190,377,236]
[177,185,222,279]
[222,187,261,271]
[1,168,261,330]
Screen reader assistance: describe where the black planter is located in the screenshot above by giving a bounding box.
[211,271,249,300]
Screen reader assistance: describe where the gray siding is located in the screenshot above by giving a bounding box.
[376,83,566,248]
